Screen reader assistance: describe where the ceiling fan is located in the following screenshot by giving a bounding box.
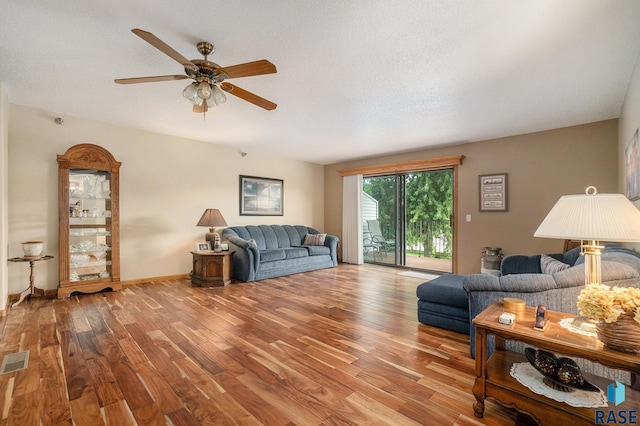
[115,28,277,113]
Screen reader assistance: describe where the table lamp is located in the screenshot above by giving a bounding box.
[534,186,640,328]
[197,209,228,251]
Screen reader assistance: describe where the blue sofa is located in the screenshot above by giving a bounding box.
[221,225,339,282]
[464,245,640,359]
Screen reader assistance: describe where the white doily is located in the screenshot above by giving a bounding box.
[510,362,607,408]
[559,317,598,338]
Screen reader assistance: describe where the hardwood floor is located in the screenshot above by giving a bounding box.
[0,264,523,425]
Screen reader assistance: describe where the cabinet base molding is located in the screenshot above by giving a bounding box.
[58,282,123,299]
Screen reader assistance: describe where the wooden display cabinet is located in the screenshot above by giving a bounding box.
[57,144,122,298]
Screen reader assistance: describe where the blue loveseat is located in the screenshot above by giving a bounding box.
[221,225,339,282]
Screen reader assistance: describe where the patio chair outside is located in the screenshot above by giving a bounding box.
[366,219,395,254]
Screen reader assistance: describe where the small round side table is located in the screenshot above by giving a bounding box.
[8,255,54,307]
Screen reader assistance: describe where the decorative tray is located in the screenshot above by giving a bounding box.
[524,348,600,392]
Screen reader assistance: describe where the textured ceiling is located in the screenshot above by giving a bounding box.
[1,1,640,165]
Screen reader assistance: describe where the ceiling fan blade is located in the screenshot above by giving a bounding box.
[131,28,197,70]
[219,60,277,79]
[114,75,189,84]
[220,83,277,110]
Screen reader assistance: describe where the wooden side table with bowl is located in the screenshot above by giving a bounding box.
[8,241,53,307]
[472,301,639,425]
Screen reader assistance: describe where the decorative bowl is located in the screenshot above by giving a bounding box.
[596,313,640,355]
[21,241,44,258]
[92,251,107,260]
[524,348,599,392]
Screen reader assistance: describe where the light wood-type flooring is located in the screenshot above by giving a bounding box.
[0,263,526,425]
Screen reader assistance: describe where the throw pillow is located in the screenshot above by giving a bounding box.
[304,233,326,246]
[540,254,570,274]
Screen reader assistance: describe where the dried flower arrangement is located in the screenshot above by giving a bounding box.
[577,284,640,325]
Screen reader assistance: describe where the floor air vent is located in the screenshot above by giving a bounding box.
[0,350,30,374]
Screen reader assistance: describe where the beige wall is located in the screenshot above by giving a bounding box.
[619,49,640,253]
[7,104,324,295]
[325,120,618,275]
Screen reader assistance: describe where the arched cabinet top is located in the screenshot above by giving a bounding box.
[57,143,121,172]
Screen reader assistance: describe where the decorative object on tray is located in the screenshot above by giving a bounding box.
[524,348,599,392]
[510,361,607,408]
[577,284,640,354]
[21,241,44,258]
[503,297,526,319]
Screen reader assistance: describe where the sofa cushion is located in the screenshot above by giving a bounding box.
[284,247,308,260]
[260,249,286,262]
[540,254,570,274]
[303,233,326,246]
[305,245,331,256]
[416,274,468,310]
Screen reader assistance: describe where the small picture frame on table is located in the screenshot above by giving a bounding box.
[196,242,211,252]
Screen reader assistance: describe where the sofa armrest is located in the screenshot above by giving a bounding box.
[324,235,339,265]
[226,236,260,282]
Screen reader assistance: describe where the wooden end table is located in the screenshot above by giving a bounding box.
[190,251,233,287]
[472,302,639,425]
[8,255,54,307]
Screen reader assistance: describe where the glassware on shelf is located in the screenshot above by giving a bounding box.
[92,251,107,260]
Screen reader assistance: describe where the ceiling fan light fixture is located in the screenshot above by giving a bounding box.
[192,96,204,107]
[196,82,212,100]
[211,84,227,105]
[182,82,198,101]
[117,29,277,112]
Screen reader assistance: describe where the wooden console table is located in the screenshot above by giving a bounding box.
[8,255,54,307]
[190,251,233,286]
[472,302,639,425]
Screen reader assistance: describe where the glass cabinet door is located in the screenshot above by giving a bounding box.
[68,170,113,282]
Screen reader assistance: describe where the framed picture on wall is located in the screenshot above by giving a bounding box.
[479,173,508,212]
[239,175,284,216]
[625,128,640,201]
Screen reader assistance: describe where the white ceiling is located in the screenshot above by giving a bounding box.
[2,1,640,165]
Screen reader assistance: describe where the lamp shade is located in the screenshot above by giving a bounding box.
[197,209,228,229]
[534,187,640,242]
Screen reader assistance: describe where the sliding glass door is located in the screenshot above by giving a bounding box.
[362,169,453,273]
